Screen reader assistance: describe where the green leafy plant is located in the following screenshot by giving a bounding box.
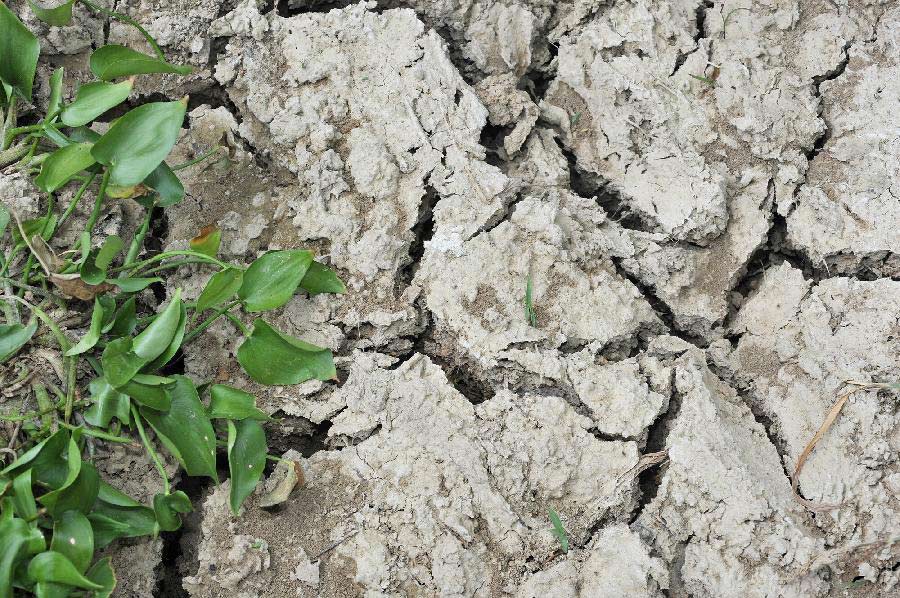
[0,3,345,596]
[548,508,568,553]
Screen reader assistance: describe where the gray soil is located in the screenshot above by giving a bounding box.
[3,0,899,596]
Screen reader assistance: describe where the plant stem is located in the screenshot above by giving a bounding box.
[55,173,97,234]
[138,258,215,276]
[172,147,221,170]
[0,97,16,150]
[60,422,135,444]
[110,249,230,276]
[183,300,243,344]
[0,141,29,167]
[81,0,166,59]
[131,405,170,494]
[3,124,42,149]
[122,202,155,270]
[84,169,112,242]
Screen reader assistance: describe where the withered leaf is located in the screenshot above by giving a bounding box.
[50,273,115,301]
[259,457,304,509]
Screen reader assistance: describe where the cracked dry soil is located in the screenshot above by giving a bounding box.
[6,0,900,596]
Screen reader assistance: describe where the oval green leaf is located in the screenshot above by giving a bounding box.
[47,66,64,114]
[101,337,145,388]
[227,419,266,515]
[140,376,217,481]
[27,551,104,590]
[28,0,75,26]
[237,319,336,385]
[50,511,94,572]
[108,296,137,337]
[208,385,268,420]
[143,161,183,206]
[238,250,313,312]
[85,557,116,598]
[300,261,346,295]
[196,268,242,313]
[189,226,221,258]
[0,319,38,364]
[34,143,97,193]
[142,301,186,372]
[65,298,104,356]
[152,490,192,532]
[91,99,187,187]
[89,45,192,80]
[84,377,131,427]
[0,1,40,100]
[132,288,182,361]
[60,79,133,127]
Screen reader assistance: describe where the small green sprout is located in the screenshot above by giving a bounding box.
[548,508,569,553]
[689,73,716,87]
[570,111,582,127]
[524,275,537,327]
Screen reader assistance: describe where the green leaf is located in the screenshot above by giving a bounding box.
[143,161,183,207]
[84,377,130,427]
[80,235,123,285]
[107,296,137,337]
[119,375,173,411]
[50,511,93,572]
[189,226,221,258]
[238,250,313,312]
[11,470,36,521]
[227,419,266,515]
[0,429,66,479]
[299,261,346,295]
[237,319,336,385]
[47,67,64,115]
[91,100,187,187]
[140,376,217,481]
[60,79,133,127]
[208,385,268,420]
[98,295,117,332]
[196,268,242,313]
[88,482,156,548]
[34,143,96,193]
[0,1,40,100]
[84,558,115,598]
[43,462,99,516]
[548,508,568,553]
[152,491,192,532]
[0,518,45,598]
[105,277,161,292]
[89,45,192,81]
[141,301,186,372]
[0,319,38,364]
[27,552,104,590]
[100,337,144,388]
[28,0,76,26]
[132,288,181,361]
[35,435,86,514]
[65,298,104,356]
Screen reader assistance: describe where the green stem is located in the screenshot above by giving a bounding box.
[138,258,215,276]
[0,141,29,167]
[32,383,55,432]
[55,173,97,234]
[110,250,230,276]
[0,96,16,150]
[122,202,155,270]
[84,169,112,241]
[183,300,243,344]
[19,194,56,290]
[172,147,222,170]
[131,405,170,493]
[224,312,250,336]
[81,0,166,59]
[61,422,135,444]
[3,124,42,149]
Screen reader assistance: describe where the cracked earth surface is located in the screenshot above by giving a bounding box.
[7,0,900,596]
